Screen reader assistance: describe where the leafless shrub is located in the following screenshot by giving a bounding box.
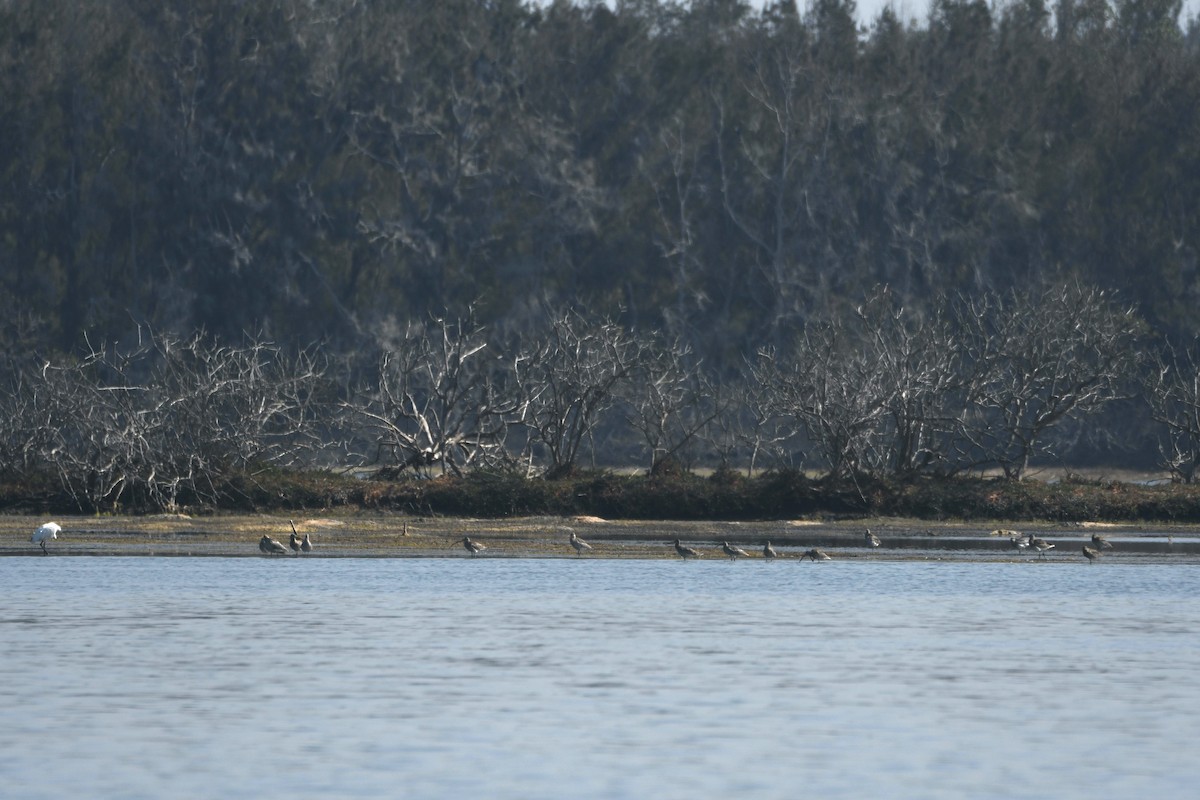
[855,291,966,476]
[754,314,889,479]
[6,329,327,510]
[751,284,1139,481]
[956,283,1142,480]
[345,313,519,477]
[513,310,646,476]
[1146,341,1200,483]
[622,334,727,475]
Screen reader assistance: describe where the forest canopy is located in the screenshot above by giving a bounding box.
[2,0,1198,355]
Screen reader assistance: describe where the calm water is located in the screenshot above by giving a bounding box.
[2,557,1197,799]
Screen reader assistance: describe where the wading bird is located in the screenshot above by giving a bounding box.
[569,531,593,556]
[32,521,61,555]
[721,541,751,560]
[1082,545,1101,562]
[802,548,832,562]
[301,533,313,553]
[1031,536,1055,559]
[289,532,302,554]
[1010,533,1032,553]
[1091,533,1114,551]
[260,535,289,555]
[673,539,702,559]
[864,529,881,548]
[763,541,778,560]
[463,536,486,556]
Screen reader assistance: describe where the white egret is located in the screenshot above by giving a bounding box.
[32,522,61,555]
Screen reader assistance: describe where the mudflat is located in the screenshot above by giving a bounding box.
[2,514,1199,562]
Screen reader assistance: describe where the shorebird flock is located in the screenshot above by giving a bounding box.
[246,522,1126,561]
[258,520,315,555]
[1003,529,1116,561]
[11,520,1145,562]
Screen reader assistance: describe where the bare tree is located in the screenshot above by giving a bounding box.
[753,317,890,480]
[513,310,646,477]
[854,290,966,476]
[622,334,725,475]
[956,283,1143,480]
[346,313,518,477]
[25,329,327,511]
[1146,341,1200,482]
[701,355,796,477]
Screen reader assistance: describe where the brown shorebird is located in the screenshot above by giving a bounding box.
[463,536,486,556]
[673,539,702,559]
[721,541,751,560]
[802,548,832,562]
[1010,533,1032,553]
[32,521,61,555]
[864,529,881,548]
[301,533,313,553]
[763,541,778,560]
[1030,536,1055,559]
[289,532,303,553]
[260,535,289,555]
[1091,533,1114,551]
[1082,545,1101,562]
[569,531,593,556]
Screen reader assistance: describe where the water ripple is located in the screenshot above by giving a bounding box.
[0,558,1197,799]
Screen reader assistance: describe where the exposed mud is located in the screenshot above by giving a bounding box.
[3,513,1199,563]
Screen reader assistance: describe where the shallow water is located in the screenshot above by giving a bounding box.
[1,557,1197,799]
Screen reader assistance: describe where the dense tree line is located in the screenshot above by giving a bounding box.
[3,1,1198,350]
[3,0,1200,498]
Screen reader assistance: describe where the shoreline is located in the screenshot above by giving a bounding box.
[3,513,1199,562]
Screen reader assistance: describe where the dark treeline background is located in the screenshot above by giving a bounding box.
[2,0,1199,473]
